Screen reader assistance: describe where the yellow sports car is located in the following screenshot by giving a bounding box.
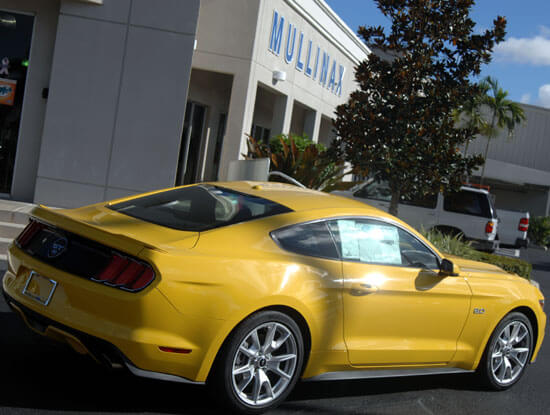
[2,182,546,414]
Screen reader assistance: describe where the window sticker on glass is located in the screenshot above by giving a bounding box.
[338,220,402,265]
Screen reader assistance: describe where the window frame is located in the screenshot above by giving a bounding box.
[443,189,495,219]
[271,216,442,268]
[109,185,293,232]
[270,219,341,261]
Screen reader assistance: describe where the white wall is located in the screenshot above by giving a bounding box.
[192,0,369,180]
[34,0,199,207]
[218,0,369,178]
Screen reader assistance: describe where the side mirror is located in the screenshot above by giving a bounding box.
[440,259,459,277]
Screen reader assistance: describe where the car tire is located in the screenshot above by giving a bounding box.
[478,312,533,390]
[209,311,304,414]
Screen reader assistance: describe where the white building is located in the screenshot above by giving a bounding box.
[468,103,550,216]
[1,0,548,216]
[0,0,369,207]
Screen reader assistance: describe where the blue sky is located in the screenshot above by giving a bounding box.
[325,0,550,108]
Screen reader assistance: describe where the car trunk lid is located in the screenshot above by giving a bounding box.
[29,204,199,256]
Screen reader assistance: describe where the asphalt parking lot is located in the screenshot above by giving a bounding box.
[1,248,549,414]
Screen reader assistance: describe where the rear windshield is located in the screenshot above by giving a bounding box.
[443,190,494,219]
[109,185,293,231]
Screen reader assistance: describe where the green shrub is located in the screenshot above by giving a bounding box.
[244,134,350,191]
[423,229,479,258]
[474,251,532,281]
[528,216,550,247]
[269,134,326,154]
[424,229,531,280]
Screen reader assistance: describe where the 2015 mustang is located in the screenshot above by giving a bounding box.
[2,182,545,414]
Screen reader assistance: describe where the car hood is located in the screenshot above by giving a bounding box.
[445,254,521,281]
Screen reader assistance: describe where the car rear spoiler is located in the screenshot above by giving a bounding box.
[29,205,167,255]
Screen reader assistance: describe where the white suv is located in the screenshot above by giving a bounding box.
[333,181,499,252]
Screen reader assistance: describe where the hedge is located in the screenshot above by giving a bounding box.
[424,230,531,280]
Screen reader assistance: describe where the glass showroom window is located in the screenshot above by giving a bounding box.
[0,11,34,194]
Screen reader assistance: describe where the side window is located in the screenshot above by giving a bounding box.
[272,221,339,260]
[401,192,438,209]
[397,227,440,269]
[329,219,439,269]
[444,190,492,218]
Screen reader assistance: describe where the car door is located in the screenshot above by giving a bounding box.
[328,218,471,366]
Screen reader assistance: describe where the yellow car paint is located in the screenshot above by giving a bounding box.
[2,181,545,384]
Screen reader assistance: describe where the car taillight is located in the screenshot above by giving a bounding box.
[485,221,495,234]
[16,220,45,248]
[519,218,529,232]
[95,254,155,291]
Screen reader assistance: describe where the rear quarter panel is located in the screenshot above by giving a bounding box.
[141,210,351,381]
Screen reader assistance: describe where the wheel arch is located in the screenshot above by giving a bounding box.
[473,303,540,370]
[432,225,464,237]
[202,304,312,383]
[510,305,539,361]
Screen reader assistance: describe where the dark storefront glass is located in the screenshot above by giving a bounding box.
[0,11,34,194]
[176,101,207,186]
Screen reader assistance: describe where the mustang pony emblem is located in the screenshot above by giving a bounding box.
[47,236,68,258]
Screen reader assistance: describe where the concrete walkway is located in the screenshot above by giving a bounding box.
[0,199,35,259]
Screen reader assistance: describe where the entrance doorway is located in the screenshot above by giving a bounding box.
[0,10,34,194]
[176,101,207,185]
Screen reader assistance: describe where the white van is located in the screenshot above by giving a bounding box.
[333,181,499,252]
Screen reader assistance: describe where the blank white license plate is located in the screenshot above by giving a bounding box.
[22,271,58,306]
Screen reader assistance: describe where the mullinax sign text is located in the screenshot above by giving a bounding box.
[269,10,345,97]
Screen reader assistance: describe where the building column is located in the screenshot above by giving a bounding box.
[304,109,321,142]
[271,94,292,136]
[218,73,257,181]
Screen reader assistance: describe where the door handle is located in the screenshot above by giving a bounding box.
[350,283,379,296]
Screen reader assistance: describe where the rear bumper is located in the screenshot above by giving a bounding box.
[2,292,202,384]
[1,245,226,383]
[470,238,499,252]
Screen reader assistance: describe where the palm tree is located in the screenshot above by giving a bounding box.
[453,82,490,183]
[478,76,526,185]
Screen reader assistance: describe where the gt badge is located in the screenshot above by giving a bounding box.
[474,308,485,315]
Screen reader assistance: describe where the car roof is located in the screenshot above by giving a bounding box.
[211,181,385,214]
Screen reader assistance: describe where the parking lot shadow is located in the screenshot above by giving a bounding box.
[0,308,486,415]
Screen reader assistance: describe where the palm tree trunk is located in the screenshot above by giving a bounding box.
[480,113,496,186]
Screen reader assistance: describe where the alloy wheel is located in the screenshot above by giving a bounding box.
[490,320,531,385]
[231,322,298,407]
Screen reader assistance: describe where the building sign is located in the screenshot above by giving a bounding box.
[0,78,16,106]
[268,10,345,97]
